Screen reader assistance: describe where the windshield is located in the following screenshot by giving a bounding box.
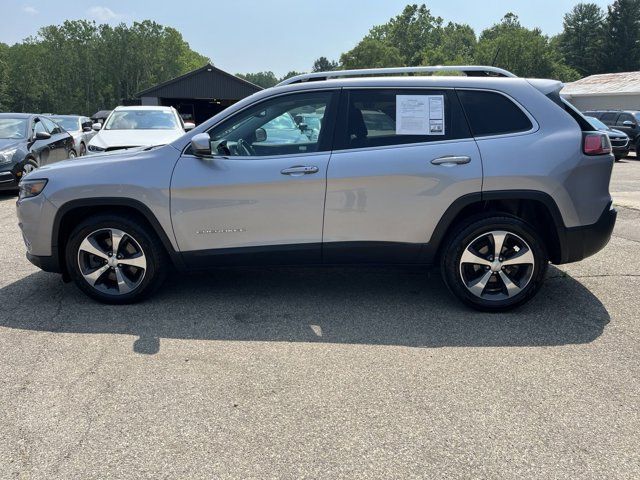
[586,116,609,131]
[0,118,28,139]
[104,110,179,130]
[49,117,80,131]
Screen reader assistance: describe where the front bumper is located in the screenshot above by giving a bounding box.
[557,202,617,264]
[0,169,19,190]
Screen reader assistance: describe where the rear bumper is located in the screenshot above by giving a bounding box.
[557,202,617,264]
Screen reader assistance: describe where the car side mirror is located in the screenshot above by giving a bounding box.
[255,128,267,142]
[92,123,102,131]
[191,133,212,156]
[35,131,51,140]
[622,120,636,127]
[184,122,196,131]
[83,126,93,132]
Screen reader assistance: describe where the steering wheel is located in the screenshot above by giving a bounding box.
[236,138,255,156]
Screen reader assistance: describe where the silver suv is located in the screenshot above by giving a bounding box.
[16,66,617,311]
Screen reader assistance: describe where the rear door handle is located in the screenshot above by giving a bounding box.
[431,155,471,166]
[281,165,319,176]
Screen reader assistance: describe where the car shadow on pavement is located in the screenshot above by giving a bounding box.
[0,265,609,354]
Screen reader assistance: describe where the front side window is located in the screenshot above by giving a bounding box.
[41,117,62,135]
[616,113,636,126]
[600,112,618,124]
[205,91,335,157]
[457,90,533,137]
[104,110,179,130]
[33,120,48,136]
[335,89,469,150]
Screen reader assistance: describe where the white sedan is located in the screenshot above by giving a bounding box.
[86,106,194,154]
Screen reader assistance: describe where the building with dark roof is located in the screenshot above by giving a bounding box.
[136,63,262,124]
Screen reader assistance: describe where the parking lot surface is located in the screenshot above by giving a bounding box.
[1,159,639,479]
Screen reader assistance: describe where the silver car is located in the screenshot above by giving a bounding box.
[16,66,617,311]
[47,115,96,156]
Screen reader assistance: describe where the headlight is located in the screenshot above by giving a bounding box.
[0,148,17,165]
[87,144,105,152]
[18,179,48,200]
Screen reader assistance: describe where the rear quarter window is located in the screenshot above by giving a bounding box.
[457,90,533,137]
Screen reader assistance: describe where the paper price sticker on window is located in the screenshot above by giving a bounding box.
[396,95,445,136]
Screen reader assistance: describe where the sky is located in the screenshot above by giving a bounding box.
[1,0,613,77]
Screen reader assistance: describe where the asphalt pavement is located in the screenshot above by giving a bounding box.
[0,159,638,479]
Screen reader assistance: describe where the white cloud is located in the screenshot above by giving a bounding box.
[87,6,123,22]
[23,6,38,15]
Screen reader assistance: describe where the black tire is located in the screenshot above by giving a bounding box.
[68,149,76,159]
[79,143,86,156]
[440,215,549,312]
[65,214,168,304]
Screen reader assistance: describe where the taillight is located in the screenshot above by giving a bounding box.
[583,133,612,156]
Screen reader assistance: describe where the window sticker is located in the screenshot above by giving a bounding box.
[396,95,445,135]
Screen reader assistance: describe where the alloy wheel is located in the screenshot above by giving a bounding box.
[22,163,36,175]
[459,230,535,301]
[77,228,147,295]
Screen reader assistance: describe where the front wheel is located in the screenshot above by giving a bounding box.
[440,216,548,312]
[65,214,168,304]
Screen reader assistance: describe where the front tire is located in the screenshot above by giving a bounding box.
[65,214,168,304]
[440,215,548,312]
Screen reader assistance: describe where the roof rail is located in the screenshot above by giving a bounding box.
[276,65,517,86]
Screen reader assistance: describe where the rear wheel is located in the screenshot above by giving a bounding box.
[440,215,548,312]
[79,143,86,156]
[65,214,168,304]
[68,149,76,159]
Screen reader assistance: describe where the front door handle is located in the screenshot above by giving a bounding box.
[281,165,319,176]
[431,155,471,166]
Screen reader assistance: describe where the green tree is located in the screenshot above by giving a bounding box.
[312,57,338,72]
[602,0,640,72]
[0,43,9,110]
[236,71,278,88]
[557,3,605,75]
[279,71,305,82]
[422,22,477,65]
[476,13,579,81]
[340,37,404,69]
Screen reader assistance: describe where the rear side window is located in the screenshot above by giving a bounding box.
[334,89,471,150]
[457,90,533,137]
[600,112,618,124]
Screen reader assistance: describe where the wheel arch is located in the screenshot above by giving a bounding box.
[52,198,185,279]
[422,190,566,265]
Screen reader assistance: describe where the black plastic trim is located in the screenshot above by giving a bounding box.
[557,203,616,264]
[26,252,61,273]
[50,197,185,273]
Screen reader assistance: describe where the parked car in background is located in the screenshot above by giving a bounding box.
[584,110,640,152]
[0,113,75,191]
[86,106,195,155]
[584,116,630,160]
[17,66,616,312]
[91,110,111,126]
[47,115,96,156]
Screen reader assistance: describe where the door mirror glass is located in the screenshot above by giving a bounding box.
[255,128,267,142]
[35,130,51,140]
[92,123,102,131]
[184,122,196,131]
[191,133,212,156]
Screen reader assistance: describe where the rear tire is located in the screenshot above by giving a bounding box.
[440,215,548,312]
[65,214,168,304]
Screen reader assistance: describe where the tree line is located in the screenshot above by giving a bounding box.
[0,20,208,115]
[1,2,639,113]
[238,1,640,88]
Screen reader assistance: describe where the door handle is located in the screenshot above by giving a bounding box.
[431,155,471,166]
[281,165,319,176]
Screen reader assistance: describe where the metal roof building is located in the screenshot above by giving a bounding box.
[562,72,640,111]
[136,63,262,124]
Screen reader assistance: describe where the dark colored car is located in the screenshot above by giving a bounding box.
[584,110,640,153]
[584,116,630,160]
[0,113,75,191]
[47,115,96,156]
